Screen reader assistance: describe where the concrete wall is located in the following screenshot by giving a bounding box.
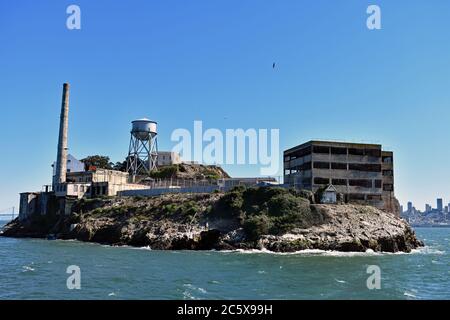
[118,185,221,197]
[19,192,57,221]
[19,193,40,222]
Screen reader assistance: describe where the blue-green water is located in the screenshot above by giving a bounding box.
[0,221,448,300]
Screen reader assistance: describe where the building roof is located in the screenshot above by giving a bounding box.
[284,140,383,154]
[324,184,337,192]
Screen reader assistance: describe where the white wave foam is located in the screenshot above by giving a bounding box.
[403,291,417,298]
[222,247,439,257]
[183,283,208,295]
[22,266,35,272]
[413,246,445,255]
[258,270,266,274]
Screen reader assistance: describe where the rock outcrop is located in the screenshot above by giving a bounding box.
[1,187,423,253]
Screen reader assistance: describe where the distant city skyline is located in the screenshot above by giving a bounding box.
[1,1,450,210]
[404,197,450,214]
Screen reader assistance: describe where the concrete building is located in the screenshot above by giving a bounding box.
[157,151,182,167]
[425,204,432,213]
[381,151,397,213]
[284,140,397,211]
[54,168,147,198]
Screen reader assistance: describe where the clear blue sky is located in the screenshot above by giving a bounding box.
[1,0,449,211]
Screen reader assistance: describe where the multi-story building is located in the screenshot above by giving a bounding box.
[437,198,443,212]
[284,140,398,211]
[407,201,413,213]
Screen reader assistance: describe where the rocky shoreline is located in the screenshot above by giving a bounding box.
[1,187,423,253]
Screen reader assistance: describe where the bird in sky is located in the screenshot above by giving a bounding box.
[273,62,276,69]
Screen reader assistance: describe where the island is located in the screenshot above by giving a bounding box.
[1,186,423,253]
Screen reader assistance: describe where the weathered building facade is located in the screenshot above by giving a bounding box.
[284,140,398,213]
[157,151,182,167]
[54,169,147,198]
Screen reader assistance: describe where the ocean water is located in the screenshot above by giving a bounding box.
[0,221,448,300]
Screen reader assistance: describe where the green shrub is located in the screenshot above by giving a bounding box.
[150,165,179,179]
[210,187,245,219]
[243,214,271,241]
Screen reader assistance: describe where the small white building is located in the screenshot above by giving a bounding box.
[157,151,182,166]
[321,184,337,204]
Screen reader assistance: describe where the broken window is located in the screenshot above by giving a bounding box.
[331,162,347,170]
[365,149,381,157]
[367,194,382,201]
[332,179,347,186]
[382,170,393,176]
[314,177,330,185]
[383,184,394,191]
[331,147,347,155]
[348,163,381,172]
[313,162,330,169]
[382,156,393,163]
[374,180,382,188]
[349,179,373,188]
[348,148,364,156]
[289,146,312,158]
[299,162,312,170]
[312,146,330,154]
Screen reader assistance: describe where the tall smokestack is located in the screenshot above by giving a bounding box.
[54,83,70,186]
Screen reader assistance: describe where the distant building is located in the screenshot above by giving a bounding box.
[407,201,413,213]
[157,151,182,167]
[400,205,404,214]
[437,198,443,212]
[284,140,397,211]
[425,204,432,213]
[52,154,84,176]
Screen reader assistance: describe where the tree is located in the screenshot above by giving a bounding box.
[81,155,113,171]
[113,160,128,172]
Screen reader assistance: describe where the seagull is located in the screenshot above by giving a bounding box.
[272,62,276,69]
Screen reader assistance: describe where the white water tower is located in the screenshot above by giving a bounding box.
[126,118,158,181]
